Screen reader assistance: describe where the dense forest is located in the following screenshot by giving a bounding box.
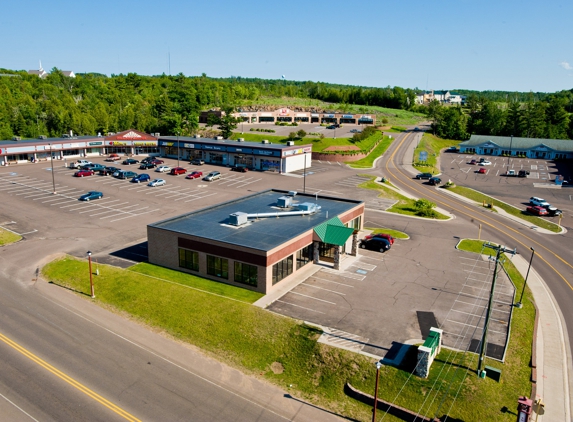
[0,68,572,141]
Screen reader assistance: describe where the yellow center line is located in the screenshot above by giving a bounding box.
[385,132,573,292]
[0,332,141,422]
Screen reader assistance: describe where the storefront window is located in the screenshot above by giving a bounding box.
[207,255,228,279]
[234,262,258,286]
[179,248,199,271]
[296,245,313,269]
[272,255,293,285]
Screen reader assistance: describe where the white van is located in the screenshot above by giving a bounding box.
[203,171,221,181]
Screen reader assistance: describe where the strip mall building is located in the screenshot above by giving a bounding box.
[199,108,376,125]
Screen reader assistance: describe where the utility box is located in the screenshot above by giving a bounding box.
[229,212,248,226]
[517,396,532,422]
[277,196,292,208]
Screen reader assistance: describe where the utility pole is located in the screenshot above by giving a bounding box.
[477,243,516,377]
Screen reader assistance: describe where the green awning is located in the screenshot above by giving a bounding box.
[314,217,355,246]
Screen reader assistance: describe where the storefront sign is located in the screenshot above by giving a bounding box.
[295,113,307,117]
[183,143,195,149]
[342,115,353,118]
[88,141,103,146]
[253,149,279,156]
[311,113,319,117]
[133,141,156,146]
[359,115,372,119]
[260,112,272,117]
[160,141,174,147]
[324,114,335,118]
[108,141,132,146]
[118,130,142,139]
[227,147,253,154]
[278,108,290,116]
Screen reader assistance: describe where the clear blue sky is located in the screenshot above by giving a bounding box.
[3,0,572,93]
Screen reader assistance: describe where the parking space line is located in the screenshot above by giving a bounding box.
[301,283,346,295]
[274,300,325,314]
[310,276,354,287]
[321,268,365,280]
[183,192,218,202]
[108,209,160,222]
[289,291,336,304]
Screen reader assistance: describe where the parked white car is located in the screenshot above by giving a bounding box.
[155,165,171,173]
[148,179,166,187]
[478,160,492,166]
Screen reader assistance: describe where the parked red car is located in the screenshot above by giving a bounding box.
[478,167,487,174]
[363,233,395,245]
[186,171,203,179]
[526,206,548,216]
[74,169,95,177]
[105,153,121,162]
[170,167,187,176]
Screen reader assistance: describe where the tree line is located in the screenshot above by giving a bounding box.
[428,93,573,140]
[0,68,572,141]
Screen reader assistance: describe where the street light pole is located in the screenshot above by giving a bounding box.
[516,247,535,308]
[87,251,95,298]
[176,132,180,168]
[506,134,513,172]
[49,143,56,194]
[303,152,307,194]
[372,361,382,422]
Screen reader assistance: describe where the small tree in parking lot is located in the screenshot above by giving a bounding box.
[288,131,297,141]
[414,198,437,217]
[297,129,307,139]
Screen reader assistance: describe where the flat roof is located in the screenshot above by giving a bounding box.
[0,135,101,147]
[159,136,309,151]
[149,189,363,252]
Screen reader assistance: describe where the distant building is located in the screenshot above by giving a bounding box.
[229,108,375,125]
[27,62,75,79]
[459,135,573,160]
[415,91,466,105]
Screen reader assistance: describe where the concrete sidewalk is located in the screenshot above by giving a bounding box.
[511,254,572,421]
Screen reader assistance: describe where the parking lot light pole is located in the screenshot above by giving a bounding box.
[507,134,513,172]
[87,251,95,298]
[49,143,56,194]
[372,361,382,422]
[516,247,535,308]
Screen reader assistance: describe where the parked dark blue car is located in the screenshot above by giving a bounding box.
[79,191,103,201]
[131,173,151,183]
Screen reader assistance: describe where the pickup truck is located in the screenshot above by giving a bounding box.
[69,159,92,169]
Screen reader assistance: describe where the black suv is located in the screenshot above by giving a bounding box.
[139,162,156,170]
[428,177,441,186]
[359,237,391,252]
[99,166,119,176]
[415,172,433,180]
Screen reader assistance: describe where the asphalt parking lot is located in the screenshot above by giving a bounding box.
[441,152,573,217]
[268,225,513,361]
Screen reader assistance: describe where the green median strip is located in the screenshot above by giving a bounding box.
[446,185,561,233]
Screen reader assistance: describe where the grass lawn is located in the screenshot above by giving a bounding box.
[446,185,561,233]
[42,252,535,422]
[364,227,409,239]
[358,177,449,219]
[413,133,460,174]
[0,227,22,246]
[346,135,394,168]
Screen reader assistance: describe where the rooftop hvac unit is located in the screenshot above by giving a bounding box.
[62,134,70,138]
[297,202,319,212]
[237,138,244,142]
[38,135,47,139]
[154,133,160,137]
[215,136,223,140]
[195,134,201,138]
[288,191,297,196]
[277,196,292,208]
[261,140,269,144]
[108,132,116,136]
[13,136,21,141]
[229,212,248,226]
[286,141,294,146]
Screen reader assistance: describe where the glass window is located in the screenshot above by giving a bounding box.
[207,255,228,279]
[296,244,313,269]
[234,262,258,287]
[272,255,293,285]
[179,248,199,271]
